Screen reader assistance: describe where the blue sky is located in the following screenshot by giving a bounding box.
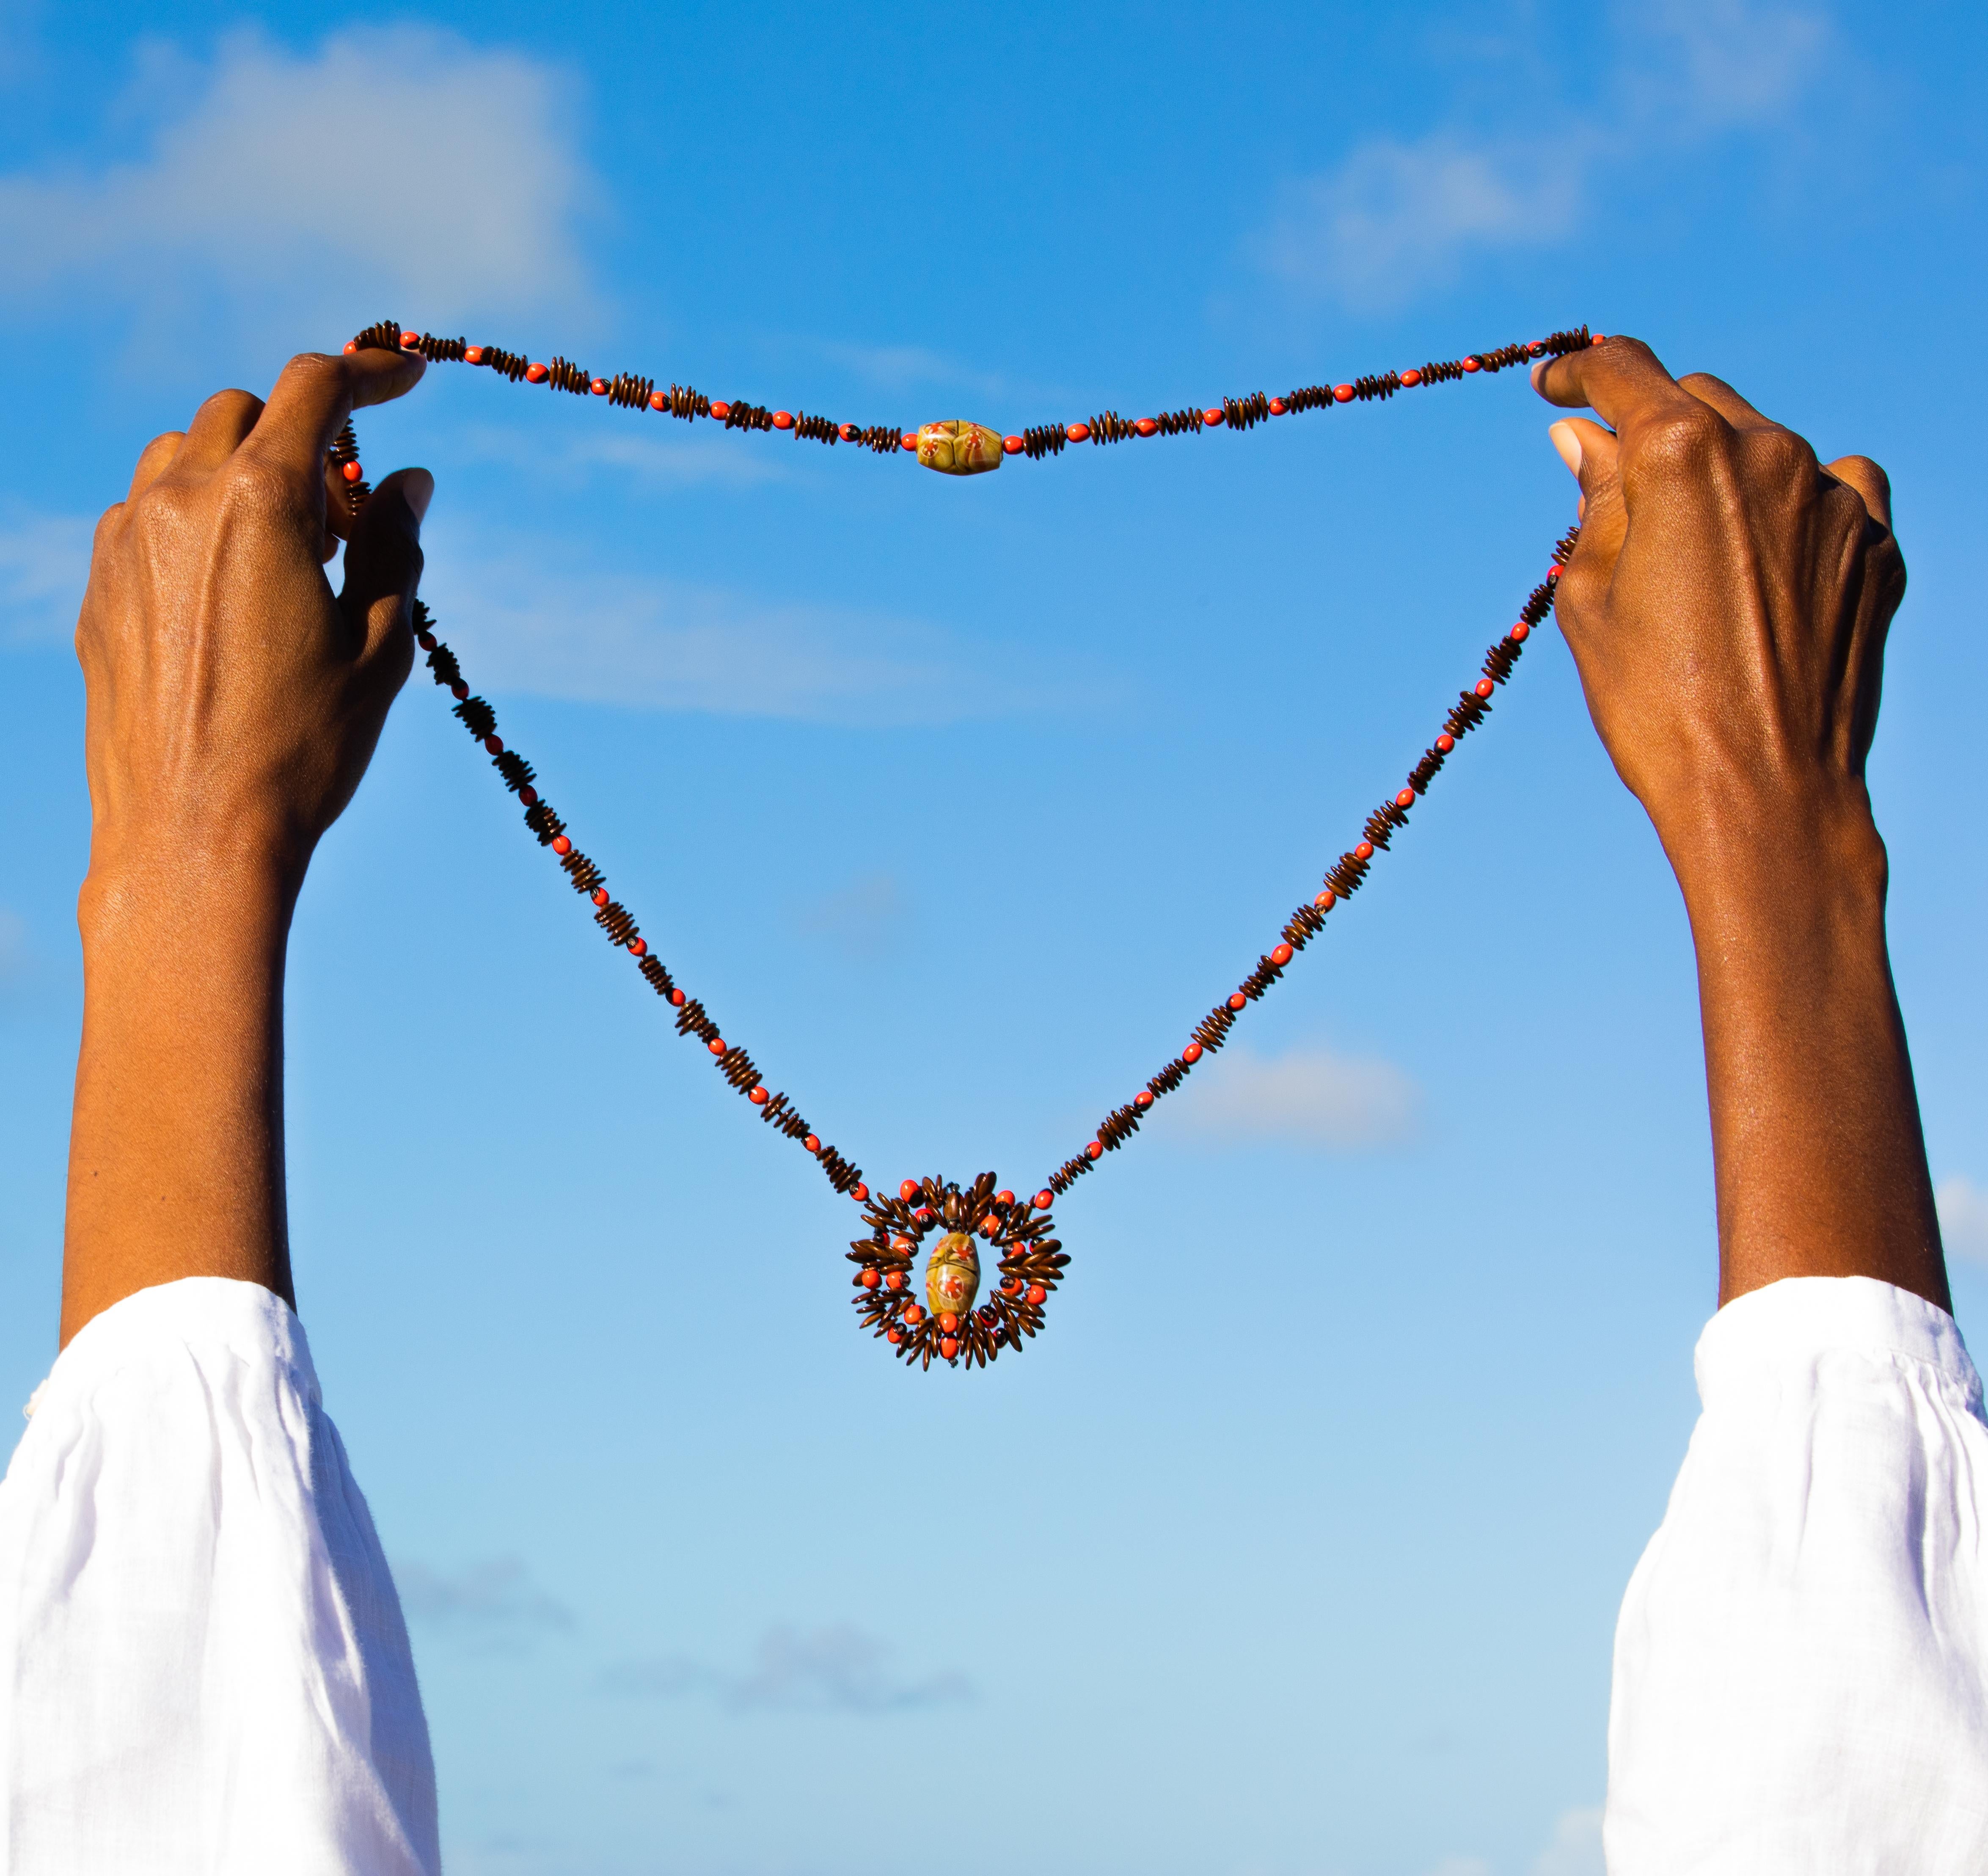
[1,3,1984,1873]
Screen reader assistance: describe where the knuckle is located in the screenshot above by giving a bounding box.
[1624,405,1724,480]
[1746,424,1818,483]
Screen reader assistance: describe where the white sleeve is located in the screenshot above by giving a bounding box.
[0,1277,440,1876]
[1606,1274,1988,1875]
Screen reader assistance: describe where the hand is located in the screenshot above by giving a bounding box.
[1533,337,1903,881]
[1532,338,1944,1311]
[61,347,430,1344]
[78,346,429,903]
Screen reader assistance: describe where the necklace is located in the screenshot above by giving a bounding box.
[335,319,1592,1371]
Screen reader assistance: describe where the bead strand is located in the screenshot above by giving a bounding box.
[345,319,1599,476]
[1043,526,1580,1200]
[405,598,870,1208]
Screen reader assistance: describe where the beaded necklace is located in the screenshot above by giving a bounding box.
[335,318,1595,1372]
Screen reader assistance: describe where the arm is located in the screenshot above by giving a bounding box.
[1533,340,1945,1311]
[61,347,429,1346]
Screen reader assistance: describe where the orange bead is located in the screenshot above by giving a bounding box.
[1134,1090,1154,1110]
[669,989,686,1007]
[1026,1284,1046,1306]
[526,363,549,383]
[1203,408,1224,426]
[343,341,358,355]
[1003,435,1024,454]
[1395,788,1415,808]
[904,1304,925,1325]
[1066,422,1090,442]
[589,379,608,396]
[1270,942,1293,965]
[896,1179,920,1201]
[1033,1189,1054,1210]
[592,887,609,906]
[1462,356,1481,373]
[1314,889,1335,909]
[886,1270,906,1290]
[628,937,646,956]
[1086,1140,1103,1160]
[940,1311,958,1333]
[465,346,484,364]
[710,400,732,420]
[1547,565,1562,580]
[1267,398,1286,415]
[649,391,668,411]
[552,835,571,855]
[485,735,504,755]
[852,1183,869,1202]
[399,330,420,349]
[341,460,363,483]
[900,432,917,451]
[1400,369,1423,387]
[861,1268,881,1289]
[1001,1276,1021,1295]
[940,1336,959,1360]
[1591,333,1607,346]
[1333,384,1355,402]
[772,410,793,430]
[995,1189,1014,1207]
[1435,733,1455,752]
[1475,678,1495,698]
[887,1327,903,1344]
[708,1038,726,1056]
[748,1084,767,1103]
[1228,992,1247,1011]
[840,422,859,441]
[1135,417,1158,435]
[1183,1043,1203,1063]
[804,1133,820,1152]
[1511,621,1530,642]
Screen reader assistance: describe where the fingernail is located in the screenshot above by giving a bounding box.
[1548,421,1582,478]
[404,468,433,525]
[1530,359,1548,391]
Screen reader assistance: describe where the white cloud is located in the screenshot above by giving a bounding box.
[1172,1041,1420,1152]
[418,527,1109,725]
[1259,132,1587,311]
[0,27,596,342]
[1532,1804,1605,1876]
[1258,0,1829,310]
[393,1556,574,1646]
[602,1623,971,1715]
[0,509,93,644]
[1938,1177,1988,1267]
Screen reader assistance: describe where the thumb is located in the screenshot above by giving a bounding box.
[1547,418,1624,628]
[340,466,432,670]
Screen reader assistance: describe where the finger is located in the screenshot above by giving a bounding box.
[126,431,185,503]
[1824,455,1894,535]
[1677,372,1776,432]
[244,347,427,484]
[178,388,266,473]
[1530,335,1698,436]
[1547,419,1626,618]
[339,467,432,669]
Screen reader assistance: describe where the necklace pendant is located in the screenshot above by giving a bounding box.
[915,420,1004,475]
[849,1174,1067,1370]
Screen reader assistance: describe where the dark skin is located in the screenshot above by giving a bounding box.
[57,334,1946,1345]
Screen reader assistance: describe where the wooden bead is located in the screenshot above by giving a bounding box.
[916,421,1004,476]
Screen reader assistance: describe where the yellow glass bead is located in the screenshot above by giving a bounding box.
[925,1231,982,1315]
[915,421,1004,476]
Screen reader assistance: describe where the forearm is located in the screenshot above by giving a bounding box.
[1667,785,1945,1311]
[62,852,296,1346]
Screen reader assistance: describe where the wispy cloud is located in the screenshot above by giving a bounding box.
[393,1556,574,1650]
[797,871,909,961]
[1937,1177,1988,1267]
[601,1623,971,1715]
[1171,1041,1420,1151]
[1531,1803,1605,1876]
[453,422,791,492]
[421,527,1112,725]
[0,27,597,344]
[810,338,1007,400]
[0,509,92,645]
[1257,0,1831,310]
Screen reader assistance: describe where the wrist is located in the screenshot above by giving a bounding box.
[79,830,303,958]
[1651,772,1886,926]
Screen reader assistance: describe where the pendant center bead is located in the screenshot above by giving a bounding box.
[925,1231,982,1314]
